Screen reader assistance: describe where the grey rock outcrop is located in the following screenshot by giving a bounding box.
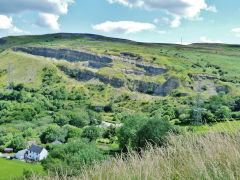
[0,38,6,45]
[13,47,112,69]
[13,46,168,76]
[59,66,179,96]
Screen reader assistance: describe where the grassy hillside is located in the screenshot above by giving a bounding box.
[0,33,240,179]
[1,33,240,96]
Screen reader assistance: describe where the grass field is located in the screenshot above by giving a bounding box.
[183,120,240,133]
[0,157,45,180]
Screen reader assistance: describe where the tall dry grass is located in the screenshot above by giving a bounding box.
[32,130,240,180]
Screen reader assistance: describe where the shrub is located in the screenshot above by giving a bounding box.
[136,116,175,148]
[10,135,27,152]
[202,111,215,123]
[53,115,70,126]
[69,110,90,128]
[40,124,67,143]
[42,138,105,176]
[81,126,100,142]
[117,112,148,151]
[215,106,232,120]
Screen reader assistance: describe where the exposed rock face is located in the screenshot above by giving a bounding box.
[216,85,229,94]
[0,38,6,45]
[13,46,168,76]
[193,74,218,80]
[120,52,143,61]
[135,63,168,76]
[59,66,179,96]
[13,47,113,69]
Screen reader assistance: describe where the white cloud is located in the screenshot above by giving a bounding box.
[156,30,166,34]
[107,0,217,27]
[232,28,240,37]
[153,17,170,24]
[162,17,170,24]
[36,13,60,30]
[205,6,217,13]
[11,26,23,33]
[200,36,223,43]
[0,0,73,15]
[0,0,74,31]
[92,21,155,34]
[153,18,159,24]
[0,15,24,33]
[0,15,12,29]
[171,16,181,28]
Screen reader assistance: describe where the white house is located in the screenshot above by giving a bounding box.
[15,149,27,160]
[26,145,48,161]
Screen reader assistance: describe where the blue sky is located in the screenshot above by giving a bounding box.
[0,0,240,44]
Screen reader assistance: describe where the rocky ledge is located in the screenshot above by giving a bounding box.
[59,65,179,96]
[13,46,168,76]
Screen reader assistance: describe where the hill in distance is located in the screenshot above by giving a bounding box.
[0,33,239,100]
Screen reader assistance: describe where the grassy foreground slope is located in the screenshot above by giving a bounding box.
[31,131,240,180]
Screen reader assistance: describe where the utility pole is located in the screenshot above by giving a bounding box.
[181,37,183,45]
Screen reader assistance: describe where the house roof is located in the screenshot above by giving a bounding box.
[16,149,27,156]
[29,145,43,154]
[4,148,13,151]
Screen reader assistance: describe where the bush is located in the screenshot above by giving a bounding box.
[53,115,70,126]
[117,113,176,150]
[179,113,191,124]
[136,116,175,148]
[42,138,105,176]
[40,124,67,143]
[10,135,27,152]
[231,111,240,119]
[81,126,100,142]
[117,112,148,151]
[103,125,116,139]
[202,111,215,123]
[104,102,115,112]
[215,106,231,120]
[69,110,90,128]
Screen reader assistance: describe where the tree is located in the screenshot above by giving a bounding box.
[104,102,115,112]
[103,125,116,139]
[117,112,148,151]
[136,116,174,148]
[41,139,104,176]
[53,115,70,126]
[81,126,100,142]
[202,111,215,123]
[69,110,90,128]
[40,125,67,144]
[216,106,231,120]
[10,135,27,152]
[64,125,83,140]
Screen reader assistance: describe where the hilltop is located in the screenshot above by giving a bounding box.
[0,33,240,98]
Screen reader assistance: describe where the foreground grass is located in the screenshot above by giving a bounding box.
[32,130,240,180]
[0,158,45,180]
